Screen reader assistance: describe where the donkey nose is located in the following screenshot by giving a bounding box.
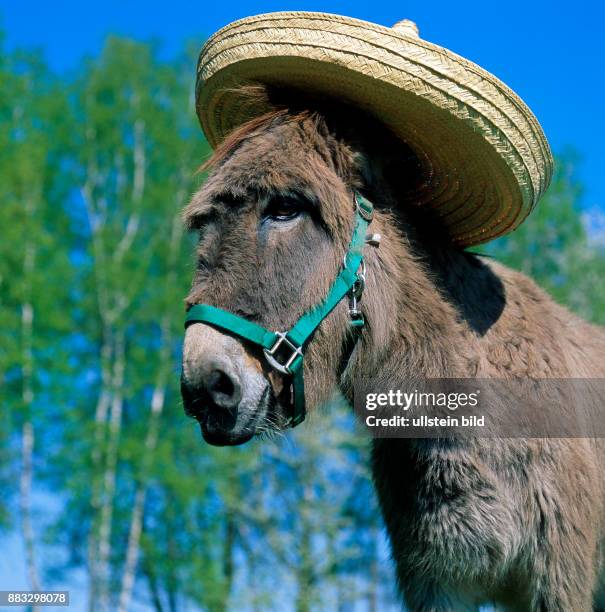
[182,323,266,446]
[203,367,242,409]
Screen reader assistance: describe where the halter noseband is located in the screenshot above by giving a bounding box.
[184,192,375,428]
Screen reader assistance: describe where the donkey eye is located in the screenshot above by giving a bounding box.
[263,197,304,222]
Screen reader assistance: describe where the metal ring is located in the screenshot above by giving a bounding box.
[343,256,366,279]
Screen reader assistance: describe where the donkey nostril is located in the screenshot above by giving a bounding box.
[209,369,234,396]
[206,368,241,408]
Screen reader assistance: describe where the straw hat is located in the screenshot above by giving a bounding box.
[196,12,553,246]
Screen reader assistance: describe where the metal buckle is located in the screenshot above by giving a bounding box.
[348,260,366,326]
[263,332,303,375]
[348,292,364,324]
[351,269,365,298]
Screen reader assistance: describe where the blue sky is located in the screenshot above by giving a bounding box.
[2,0,604,211]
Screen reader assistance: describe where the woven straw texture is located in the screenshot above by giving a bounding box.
[196,12,553,246]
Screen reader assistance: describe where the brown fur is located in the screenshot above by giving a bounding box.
[184,85,605,611]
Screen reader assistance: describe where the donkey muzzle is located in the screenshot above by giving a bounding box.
[181,323,270,446]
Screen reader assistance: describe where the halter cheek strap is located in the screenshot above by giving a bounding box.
[184,192,374,427]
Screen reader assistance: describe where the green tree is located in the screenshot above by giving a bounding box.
[43,36,210,611]
[487,152,605,324]
[0,39,74,602]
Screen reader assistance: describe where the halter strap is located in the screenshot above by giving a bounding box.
[185,192,373,427]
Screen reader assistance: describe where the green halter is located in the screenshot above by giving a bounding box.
[184,192,374,427]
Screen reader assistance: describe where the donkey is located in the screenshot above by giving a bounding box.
[181,86,605,611]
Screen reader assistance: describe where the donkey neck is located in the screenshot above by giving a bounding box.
[342,209,490,394]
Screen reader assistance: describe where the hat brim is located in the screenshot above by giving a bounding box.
[197,12,553,247]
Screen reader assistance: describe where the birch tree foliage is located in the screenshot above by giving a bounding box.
[41,36,218,609]
[0,43,74,593]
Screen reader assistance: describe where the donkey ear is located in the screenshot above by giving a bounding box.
[359,138,424,209]
[322,134,368,193]
[351,150,374,188]
[334,143,392,206]
[349,148,392,204]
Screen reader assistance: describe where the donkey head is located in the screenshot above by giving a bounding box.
[181,87,435,445]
